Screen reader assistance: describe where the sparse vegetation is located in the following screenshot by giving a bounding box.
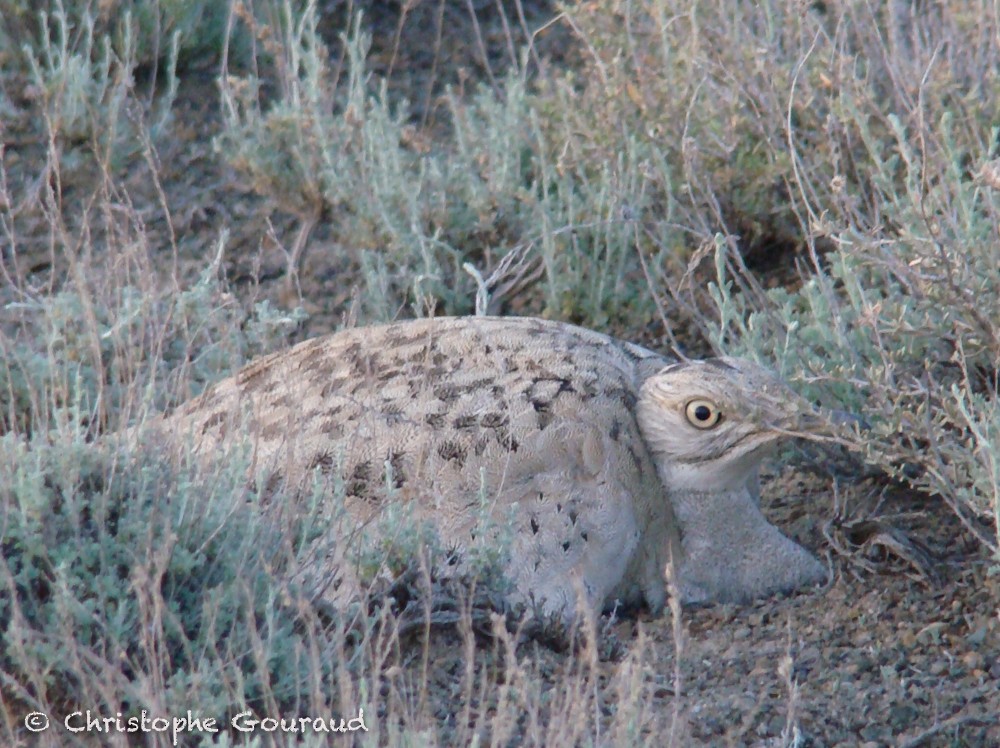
[1,0,998,745]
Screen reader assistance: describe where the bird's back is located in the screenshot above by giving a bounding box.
[156,316,680,615]
[166,316,666,505]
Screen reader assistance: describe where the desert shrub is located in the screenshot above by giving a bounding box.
[0,0,305,436]
[2,0,230,74]
[0,242,305,437]
[3,3,174,150]
[0,428,379,735]
[216,1,656,324]
[1,0,249,156]
[116,0,234,68]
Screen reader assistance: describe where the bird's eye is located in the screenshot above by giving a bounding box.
[685,399,722,429]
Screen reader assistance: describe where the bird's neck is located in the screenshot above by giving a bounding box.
[650,450,765,496]
[668,484,770,541]
[663,482,825,606]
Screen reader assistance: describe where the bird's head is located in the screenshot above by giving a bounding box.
[636,357,849,493]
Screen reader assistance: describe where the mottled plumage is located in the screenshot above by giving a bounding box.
[147,316,833,618]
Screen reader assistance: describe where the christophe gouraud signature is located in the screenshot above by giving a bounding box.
[23,708,368,743]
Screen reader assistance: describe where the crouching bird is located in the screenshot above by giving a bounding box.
[140,316,851,621]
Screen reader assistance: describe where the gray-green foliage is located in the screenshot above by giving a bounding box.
[5,0,228,71]
[0,247,304,436]
[4,0,239,150]
[10,1,179,148]
[220,6,516,317]
[0,430,348,721]
[217,2,650,324]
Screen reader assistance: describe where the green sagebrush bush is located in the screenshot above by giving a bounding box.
[216,2,654,325]
[0,244,305,437]
[0,430,345,723]
[5,2,173,149]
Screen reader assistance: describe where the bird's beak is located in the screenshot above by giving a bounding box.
[779,403,868,447]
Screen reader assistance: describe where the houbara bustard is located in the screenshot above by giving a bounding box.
[143,316,847,620]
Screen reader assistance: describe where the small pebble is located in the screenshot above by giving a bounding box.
[961,651,985,670]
